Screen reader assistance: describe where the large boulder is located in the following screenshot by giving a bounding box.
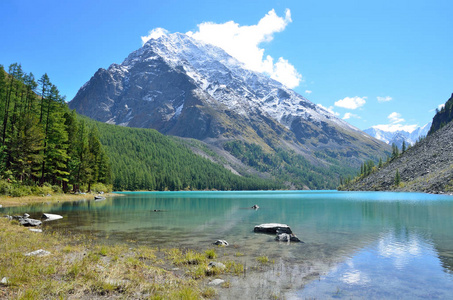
[254,223,292,234]
[42,213,63,221]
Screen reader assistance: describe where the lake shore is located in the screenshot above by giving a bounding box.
[0,216,244,299]
[0,192,122,208]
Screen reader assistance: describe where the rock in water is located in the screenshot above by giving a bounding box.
[213,240,229,246]
[275,233,303,243]
[254,223,292,234]
[208,279,225,286]
[42,213,63,221]
[208,262,226,269]
[251,204,259,209]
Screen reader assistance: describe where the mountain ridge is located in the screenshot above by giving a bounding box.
[364,122,431,149]
[69,31,390,188]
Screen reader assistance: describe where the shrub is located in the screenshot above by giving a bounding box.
[0,179,13,195]
[10,185,32,197]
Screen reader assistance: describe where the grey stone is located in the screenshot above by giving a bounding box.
[213,240,229,246]
[19,218,42,227]
[42,213,63,221]
[275,233,302,243]
[0,277,8,286]
[251,204,259,209]
[29,228,43,233]
[25,249,51,257]
[208,262,226,269]
[208,279,225,286]
[254,223,292,234]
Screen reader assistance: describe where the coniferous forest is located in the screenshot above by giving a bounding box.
[0,64,111,195]
[0,64,281,195]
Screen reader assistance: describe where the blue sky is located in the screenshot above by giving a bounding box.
[1,0,452,131]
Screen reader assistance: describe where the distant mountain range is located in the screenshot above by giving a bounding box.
[69,31,390,189]
[364,123,431,149]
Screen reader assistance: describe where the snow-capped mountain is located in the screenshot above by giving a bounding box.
[364,122,431,149]
[69,31,389,168]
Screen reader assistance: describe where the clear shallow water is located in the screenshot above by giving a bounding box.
[3,190,453,299]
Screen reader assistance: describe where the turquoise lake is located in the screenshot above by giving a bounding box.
[3,190,453,299]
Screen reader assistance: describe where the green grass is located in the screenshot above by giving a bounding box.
[0,218,252,299]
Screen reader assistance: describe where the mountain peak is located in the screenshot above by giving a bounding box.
[69,33,389,173]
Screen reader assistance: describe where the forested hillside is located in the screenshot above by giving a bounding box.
[0,64,110,195]
[88,119,281,191]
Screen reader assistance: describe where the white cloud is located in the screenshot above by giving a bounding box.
[429,103,445,112]
[377,96,392,102]
[388,112,404,124]
[141,28,169,45]
[186,9,302,88]
[343,112,360,120]
[305,90,312,94]
[334,96,367,110]
[317,104,340,116]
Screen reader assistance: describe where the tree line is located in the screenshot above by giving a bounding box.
[0,63,110,195]
[90,119,281,191]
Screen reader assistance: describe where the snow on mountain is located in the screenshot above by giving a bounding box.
[364,122,431,148]
[119,32,359,133]
[69,30,389,169]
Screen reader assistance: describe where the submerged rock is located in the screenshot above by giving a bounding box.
[208,262,226,269]
[208,279,225,286]
[42,213,63,221]
[94,196,106,201]
[213,240,229,246]
[251,204,259,209]
[275,233,302,243]
[254,223,292,234]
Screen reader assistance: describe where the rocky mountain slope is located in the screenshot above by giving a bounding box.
[69,31,390,188]
[364,123,431,149]
[341,120,453,193]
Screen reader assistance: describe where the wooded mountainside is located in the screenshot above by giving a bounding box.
[0,64,281,194]
[89,118,282,191]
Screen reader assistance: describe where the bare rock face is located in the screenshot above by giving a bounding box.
[343,120,453,193]
[69,31,389,173]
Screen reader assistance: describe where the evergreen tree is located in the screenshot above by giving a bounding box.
[395,169,401,186]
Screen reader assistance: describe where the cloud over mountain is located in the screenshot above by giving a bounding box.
[184,9,302,88]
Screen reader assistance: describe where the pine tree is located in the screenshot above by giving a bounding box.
[395,169,401,186]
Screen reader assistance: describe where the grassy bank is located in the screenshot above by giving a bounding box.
[0,217,247,299]
[0,193,119,208]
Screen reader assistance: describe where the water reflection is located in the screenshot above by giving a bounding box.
[2,191,453,298]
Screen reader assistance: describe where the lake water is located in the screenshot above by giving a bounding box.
[3,191,453,299]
